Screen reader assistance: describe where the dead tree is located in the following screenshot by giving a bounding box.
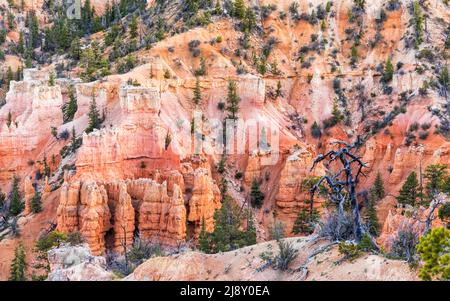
[120,225,129,270]
[310,137,368,242]
[413,192,449,236]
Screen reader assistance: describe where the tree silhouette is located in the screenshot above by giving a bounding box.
[310,137,370,242]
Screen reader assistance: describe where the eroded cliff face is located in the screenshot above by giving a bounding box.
[75,85,180,180]
[56,168,221,255]
[54,85,224,254]
[0,69,63,185]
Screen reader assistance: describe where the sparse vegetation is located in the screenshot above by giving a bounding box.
[250,179,264,208]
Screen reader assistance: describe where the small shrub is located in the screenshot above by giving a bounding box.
[67,232,85,246]
[59,129,70,140]
[163,69,171,79]
[311,121,322,138]
[418,130,429,140]
[388,221,420,263]
[36,231,68,252]
[274,240,298,271]
[409,122,419,132]
[319,211,354,241]
[421,122,431,130]
[338,241,361,261]
[358,234,376,252]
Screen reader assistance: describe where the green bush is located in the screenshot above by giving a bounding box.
[338,241,361,261]
[35,231,68,252]
[417,227,450,280]
[250,179,264,208]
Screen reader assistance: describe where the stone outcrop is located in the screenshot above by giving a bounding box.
[0,68,63,184]
[133,179,186,246]
[389,143,450,186]
[275,147,323,212]
[78,181,112,255]
[23,176,35,215]
[57,180,111,255]
[47,244,115,281]
[74,83,108,119]
[112,182,135,252]
[187,168,221,234]
[56,167,219,254]
[42,176,52,199]
[75,85,180,180]
[57,181,82,233]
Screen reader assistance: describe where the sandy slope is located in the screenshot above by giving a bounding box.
[126,236,418,281]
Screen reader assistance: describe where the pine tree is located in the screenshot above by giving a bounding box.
[42,155,50,178]
[214,0,223,15]
[439,66,449,88]
[86,94,100,133]
[383,58,394,82]
[245,210,257,245]
[69,39,81,60]
[373,172,385,200]
[321,19,326,31]
[30,191,42,214]
[48,71,55,86]
[365,190,380,236]
[233,0,246,19]
[63,86,78,123]
[17,32,24,54]
[250,178,264,208]
[243,7,256,32]
[350,44,358,65]
[82,0,93,33]
[25,55,32,68]
[198,218,210,253]
[194,56,206,76]
[29,13,39,48]
[417,227,450,281]
[193,77,202,105]
[413,1,424,46]
[331,99,343,124]
[424,164,448,199]
[9,243,27,281]
[396,171,419,206]
[9,176,24,216]
[311,121,321,138]
[16,66,22,81]
[209,196,253,253]
[275,80,283,98]
[219,177,228,198]
[70,126,80,153]
[292,208,319,234]
[7,66,14,89]
[226,80,240,120]
[190,117,195,134]
[217,156,226,174]
[57,19,70,50]
[129,15,138,39]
